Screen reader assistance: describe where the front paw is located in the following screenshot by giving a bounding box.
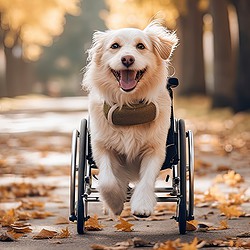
[130,189,156,218]
[99,183,125,216]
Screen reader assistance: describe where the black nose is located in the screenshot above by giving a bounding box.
[121,55,135,68]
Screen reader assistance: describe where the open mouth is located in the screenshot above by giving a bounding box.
[111,68,146,92]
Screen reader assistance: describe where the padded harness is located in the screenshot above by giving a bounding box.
[102,81,178,169]
[103,101,159,126]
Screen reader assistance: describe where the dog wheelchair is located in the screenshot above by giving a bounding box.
[69,77,194,235]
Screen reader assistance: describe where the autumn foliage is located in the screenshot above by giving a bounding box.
[0,0,80,60]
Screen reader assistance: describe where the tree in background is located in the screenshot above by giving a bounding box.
[230,0,250,112]
[0,0,80,97]
[35,0,107,96]
[176,0,206,95]
[104,0,249,112]
[104,0,206,95]
[210,0,234,108]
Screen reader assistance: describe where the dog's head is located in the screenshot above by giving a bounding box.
[83,20,178,105]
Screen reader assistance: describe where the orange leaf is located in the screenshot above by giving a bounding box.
[181,237,199,250]
[0,209,17,227]
[154,238,181,250]
[33,228,57,239]
[54,216,69,225]
[85,215,104,231]
[208,220,229,231]
[218,204,244,219]
[114,217,134,232]
[31,211,54,219]
[0,232,16,242]
[10,225,32,233]
[186,220,198,231]
[55,227,70,239]
[6,230,25,239]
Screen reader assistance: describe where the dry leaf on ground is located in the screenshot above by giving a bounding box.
[0,209,17,226]
[205,238,250,248]
[153,238,181,250]
[85,215,104,231]
[91,237,154,250]
[0,182,55,201]
[10,223,33,233]
[31,210,54,219]
[208,220,229,230]
[186,220,198,231]
[33,228,57,239]
[114,217,134,232]
[54,227,70,239]
[54,216,69,225]
[181,237,199,250]
[218,204,244,219]
[0,232,16,242]
[18,199,45,210]
[214,170,244,187]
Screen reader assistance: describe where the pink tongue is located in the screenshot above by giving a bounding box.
[119,70,137,91]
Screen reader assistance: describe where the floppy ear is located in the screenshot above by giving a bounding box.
[86,31,107,63]
[144,20,178,60]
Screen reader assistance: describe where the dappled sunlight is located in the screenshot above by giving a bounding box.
[0,0,80,60]
[0,0,249,248]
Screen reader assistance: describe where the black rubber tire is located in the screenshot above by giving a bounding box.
[178,119,187,235]
[187,132,194,221]
[77,119,87,234]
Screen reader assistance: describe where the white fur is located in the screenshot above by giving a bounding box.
[82,20,178,217]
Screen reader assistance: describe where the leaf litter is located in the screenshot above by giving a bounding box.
[114,217,134,232]
[0,96,250,247]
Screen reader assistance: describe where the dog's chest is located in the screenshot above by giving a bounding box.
[104,124,154,158]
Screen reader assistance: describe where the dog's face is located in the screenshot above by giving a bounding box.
[103,28,151,93]
[83,21,178,104]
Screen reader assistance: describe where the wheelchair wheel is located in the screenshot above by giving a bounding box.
[77,118,88,234]
[187,130,194,221]
[178,119,187,235]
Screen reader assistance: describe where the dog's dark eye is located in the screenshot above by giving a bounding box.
[136,43,145,50]
[110,43,120,49]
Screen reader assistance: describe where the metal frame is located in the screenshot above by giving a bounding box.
[69,120,195,234]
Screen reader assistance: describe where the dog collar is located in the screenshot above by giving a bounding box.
[103,101,159,126]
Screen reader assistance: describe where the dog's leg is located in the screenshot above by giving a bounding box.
[97,152,127,216]
[130,154,162,217]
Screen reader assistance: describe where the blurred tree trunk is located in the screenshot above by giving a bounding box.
[210,0,235,108]
[177,0,206,95]
[230,0,250,112]
[4,46,34,97]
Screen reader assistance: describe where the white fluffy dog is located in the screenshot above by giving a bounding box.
[83,20,178,217]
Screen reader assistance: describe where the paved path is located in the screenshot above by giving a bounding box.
[0,96,249,249]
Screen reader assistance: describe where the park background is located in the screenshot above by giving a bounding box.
[0,1,250,248]
[0,0,249,112]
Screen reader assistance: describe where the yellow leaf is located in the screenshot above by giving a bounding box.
[0,209,17,227]
[114,217,134,232]
[186,220,198,231]
[223,170,244,186]
[85,215,104,231]
[218,204,244,219]
[181,237,198,250]
[218,220,229,230]
[208,220,229,231]
[154,239,181,250]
